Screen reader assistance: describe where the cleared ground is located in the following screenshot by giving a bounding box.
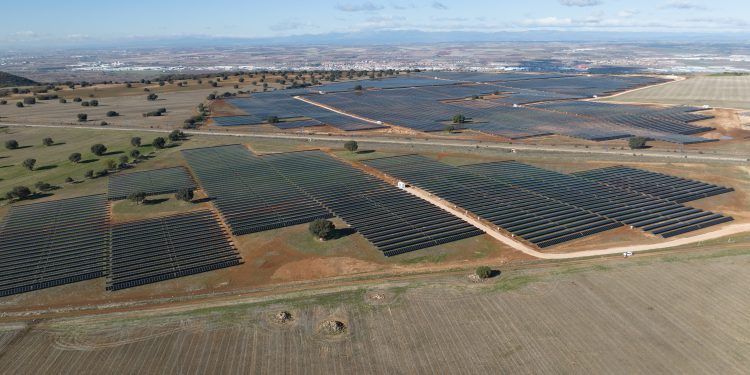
[0,249,748,374]
[602,75,750,110]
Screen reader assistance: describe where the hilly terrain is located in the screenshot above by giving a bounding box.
[0,71,37,87]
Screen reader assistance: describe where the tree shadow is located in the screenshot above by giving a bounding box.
[51,142,67,146]
[329,227,357,240]
[0,164,12,169]
[488,269,502,278]
[35,164,58,171]
[144,198,169,205]
[103,150,123,156]
[15,145,33,149]
[193,197,213,203]
[79,159,99,164]
[355,149,375,154]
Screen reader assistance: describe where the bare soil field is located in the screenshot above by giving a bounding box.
[601,75,750,110]
[1,249,748,374]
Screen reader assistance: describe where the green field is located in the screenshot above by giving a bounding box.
[603,75,750,109]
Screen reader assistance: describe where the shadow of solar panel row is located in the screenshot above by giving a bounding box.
[262,151,481,256]
[573,166,734,204]
[363,155,620,248]
[0,195,108,297]
[462,161,732,238]
[181,145,332,235]
[311,76,455,92]
[273,119,324,129]
[107,167,196,200]
[108,210,242,291]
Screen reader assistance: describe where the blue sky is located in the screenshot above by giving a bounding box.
[1,0,747,46]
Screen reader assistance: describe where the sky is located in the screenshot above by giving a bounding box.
[1,0,747,47]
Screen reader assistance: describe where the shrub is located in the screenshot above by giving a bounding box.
[22,158,36,170]
[16,102,23,108]
[106,110,119,117]
[81,101,90,107]
[42,137,54,146]
[452,114,466,124]
[118,155,129,164]
[90,99,99,106]
[59,98,67,103]
[96,169,109,177]
[146,93,158,101]
[77,113,88,122]
[152,137,166,149]
[266,115,279,124]
[64,177,74,183]
[131,137,141,147]
[129,149,140,159]
[90,143,107,156]
[5,139,19,149]
[68,152,82,163]
[175,187,194,202]
[445,124,456,133]
[128,191,146,204]
[104,159,118,170]
[34,181,53,191]
[344,140,358,152]
[207,93,216,100]
[84,170,94,179]
[73,97,82,102]
[309,219,335,240]
[5,186,32,201]
[628,136,648,150]
[100,121,108,126]
[475,266,492,279]
[0,100,6,105]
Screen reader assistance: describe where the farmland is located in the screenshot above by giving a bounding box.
[0,248,748,374]
[602,75,750,110]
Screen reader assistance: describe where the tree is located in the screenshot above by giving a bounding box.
[452,114,466,124]
[475,266,492,279]
[118,155,129,165]
[68,152,82,163]
[168,129,185,142]
[129,149,141,159]
[628,136,648,150]
[130,137,141,147]
[42,137,54,146]
[22,158,36,171]
[445,124,456,133]
[128,191,147,205]
[90,143,107,156]
[175,187,194,202]
[266,115,279,124]
[84,170,94,179]
[5,186,31,201]
[73,97,82,102]
[344,140,358,153]
[34,181,53,191]
[90,99,99,106]
[5,139,19,150]
[64,177,74,183]
[77,113,88,122]
[147,93,158,101]
[59,98,67,104]
[309,219,335,240]
[104,159,118,170]
[106,110,119,117]
[353,84,363,91]
[152,137,166,149]
[16,102,23,108]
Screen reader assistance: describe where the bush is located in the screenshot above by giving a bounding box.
[5,139,19,150]
[34,181,53,191]
[118,155,129,165]
[22,158,36,170]
[90,143,107,156]
[207,93,216,100]
[96,169,109,177]
[128,191,147,204]
[445,124,456,133]
[168,129,185,142]
[0,100,6,105]
[146,93,158,101]
[475,266,492,279]
[84,170,94,179]
[100,121,108,126]
[73,97,82,102]
[175,187,194,202]
[628,136,648,150]
[104,159,118,170]
[42,137,54,146]
[64,177,74,183]
[16,102,23,108]
[23,97,36,105]
[5,186,32,201]
[131,137,141,147]
[266,115,279,124]
[81,101,90,107]
[309,219,335,240]
[344,140,358,152]
[452,114,466,124]
[106,110,119,117]
[90,99,99,106]
[152,137,166,149]
[129,149,141,159]
[59,98,67,103]
[77,113,88,122]
[68,152,82,163]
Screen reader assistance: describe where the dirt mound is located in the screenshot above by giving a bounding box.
[319,320,346,335]
[273,311,293,324]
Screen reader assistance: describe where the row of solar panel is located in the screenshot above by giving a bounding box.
[107,166,196,200]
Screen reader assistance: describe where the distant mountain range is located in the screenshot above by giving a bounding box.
[0,71,37,87]
[4,30,750,50]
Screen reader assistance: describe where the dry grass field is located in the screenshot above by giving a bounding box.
[0,249,748,374]
[602,75,750,110]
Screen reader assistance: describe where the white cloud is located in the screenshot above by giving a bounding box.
[661,1,706,10]
[335,1,385,12]
[432,1,448,10]
[559,0,602,7]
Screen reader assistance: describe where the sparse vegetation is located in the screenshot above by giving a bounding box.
[128,191,147,205]
[628,136,648,150]
[344,140,358,152]
[90,143,107,156]
[22,158,36,171]
[5,139,19,150]
[175,187,194,202]
[309,219,335,240]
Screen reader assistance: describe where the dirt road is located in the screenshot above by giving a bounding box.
[405,185,750,260]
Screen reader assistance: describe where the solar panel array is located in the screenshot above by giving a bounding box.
[573,166,734,203]
[463,161,733,238]
[263,151,482,255]
[108,210,242,291]
[107,167,196,200]
[212,115,266,126]
[363,155,621,247]
[0,195,108,297]
[181,145,332,235]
